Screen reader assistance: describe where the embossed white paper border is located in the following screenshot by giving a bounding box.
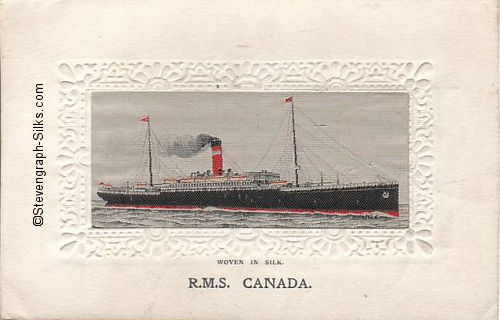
[58,61,433,258]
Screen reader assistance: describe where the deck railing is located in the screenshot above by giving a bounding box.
[97,181,398,194]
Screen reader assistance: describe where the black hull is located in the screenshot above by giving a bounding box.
[97,184,399,215]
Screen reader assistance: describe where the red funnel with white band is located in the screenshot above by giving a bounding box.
[211,139,223,175]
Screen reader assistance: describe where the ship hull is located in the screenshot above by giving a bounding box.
[97,184,399,217]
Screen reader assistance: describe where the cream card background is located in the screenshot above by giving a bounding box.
[1,0,498,319]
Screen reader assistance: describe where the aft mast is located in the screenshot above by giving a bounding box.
[141,116,153,186]
[286,96,300,187]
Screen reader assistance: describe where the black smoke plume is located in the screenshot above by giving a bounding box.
[160,133,217,158]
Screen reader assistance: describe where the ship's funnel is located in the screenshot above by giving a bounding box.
[211,138,223,175]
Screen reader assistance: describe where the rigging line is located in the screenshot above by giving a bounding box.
[282,147,296,180]
[150,138,173,181]
[300,139,366,181]
[298,142,353,182]
[295,123,365,167]
[282,112,296,172]
[297,142,337,180]
[150,132,176,174]
[295,107,392,178]
[135,129,150,183]
[220,148,244,172]
[150,130,185,175]
[295,140,318,183]
[294,121,365,165]
[271,128,293,173]
[295,151,313,182]
[298,151,327,184]
[295,106,366,160]
[295,122,391,179]
[295,130,352,178]
[136,155,149,184]
[136,131,149,182]
[253,108,292,170]
[272,109,292,168]
[296,144,321,174]
[256,108,292,170]
[139,128,148,155]
[270,121,291,170]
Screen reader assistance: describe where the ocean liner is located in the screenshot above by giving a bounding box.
[97,97,399,217]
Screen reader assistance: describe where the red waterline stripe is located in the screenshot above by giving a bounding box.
[105,204,399,218]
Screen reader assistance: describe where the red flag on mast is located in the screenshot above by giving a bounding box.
[140,116,149,123]
[284,96,293,103]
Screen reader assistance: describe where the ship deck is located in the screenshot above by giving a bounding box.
[97,181,398,195]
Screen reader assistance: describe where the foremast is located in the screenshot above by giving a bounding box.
[286,96,300,187]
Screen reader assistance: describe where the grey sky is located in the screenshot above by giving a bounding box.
[92,92,409,202]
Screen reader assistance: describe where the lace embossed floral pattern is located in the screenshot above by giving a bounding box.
[58,61,433,259]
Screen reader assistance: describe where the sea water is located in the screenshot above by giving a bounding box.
[92,200,409,229]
